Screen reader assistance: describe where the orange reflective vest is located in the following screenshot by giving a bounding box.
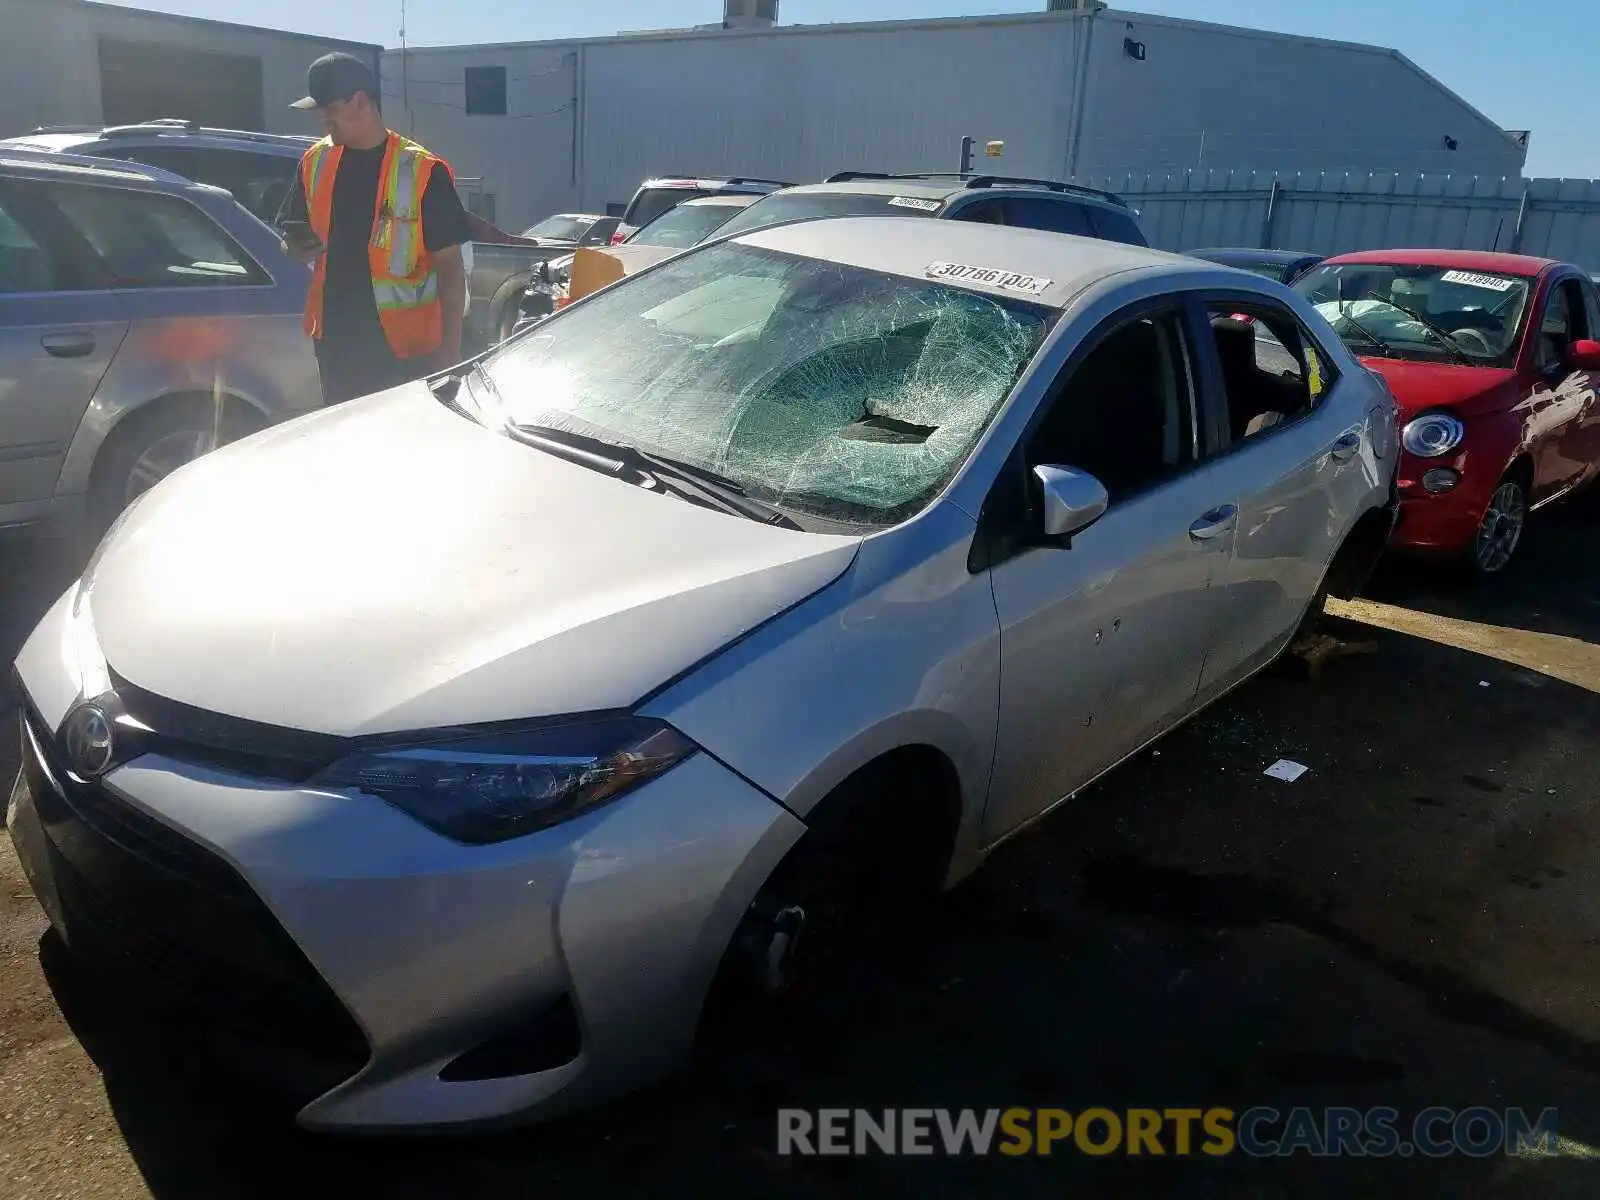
[300,131,450,360]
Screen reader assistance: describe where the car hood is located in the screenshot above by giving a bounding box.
[1357,358,1516,419]
[81,383,860,736]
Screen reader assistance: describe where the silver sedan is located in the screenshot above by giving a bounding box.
[9,217,1397,1132]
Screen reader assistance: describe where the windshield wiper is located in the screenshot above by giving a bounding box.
[510,423,802,530]
[1332,303,1395,357]
[1365,291,1472,365]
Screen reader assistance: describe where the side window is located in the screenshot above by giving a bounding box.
[1205,303,1332,445]
[1583,280,1600,346]
[41,183,268,289]
[1089,207,1148,246]
[1027,310,1197,502]
[949,200,1006,225]
[0,191,62,293]
[1003,197,1093,237]
[1537,280,1586,368]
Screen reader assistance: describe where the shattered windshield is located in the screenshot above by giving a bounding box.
[1293,262,1534,365]
[475,242,1054,526]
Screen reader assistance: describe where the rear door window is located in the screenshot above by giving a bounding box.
[41,182,269,288]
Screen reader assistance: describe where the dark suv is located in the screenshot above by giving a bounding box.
[706,172,1148,246]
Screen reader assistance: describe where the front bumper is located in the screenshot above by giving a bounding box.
[9,603,804,1132]
[1389,446,1495,555]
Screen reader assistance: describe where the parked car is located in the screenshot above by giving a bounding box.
[541,172,1153,316]
[1187,247,1324,285]
[519,195,762,327]
[610,173,791,243]
[1,120,510,336]
[700,171,1151,247]
[0,146,321,545]
[518,212,620,246]
[9,217,1397,1133]
[1292,249,1600,575]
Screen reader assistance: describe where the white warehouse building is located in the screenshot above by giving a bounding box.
[384,1,1529,232]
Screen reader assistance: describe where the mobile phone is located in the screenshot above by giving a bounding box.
[280,220,323,251]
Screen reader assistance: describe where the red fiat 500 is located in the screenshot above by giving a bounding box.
[1292,250,1600,574]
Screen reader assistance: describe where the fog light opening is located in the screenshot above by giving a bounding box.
[438,994,582,1082]
[1421,468,1461,495]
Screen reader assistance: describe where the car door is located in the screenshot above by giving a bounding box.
[1524,273,1598,500]
[1190,294,1378,698]
[982,299,1236,842]
[1569,277,1600,491]
[0,178,129,516]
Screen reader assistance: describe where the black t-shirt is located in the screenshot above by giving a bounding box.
[279,142,472,362]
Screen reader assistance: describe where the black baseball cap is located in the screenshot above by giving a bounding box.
[291,52,379,110]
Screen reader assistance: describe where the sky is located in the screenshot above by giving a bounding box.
[102,0,1596,178]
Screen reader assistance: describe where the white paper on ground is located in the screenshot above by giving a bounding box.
[1264,759,1310,782]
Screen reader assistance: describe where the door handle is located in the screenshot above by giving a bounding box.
[1189,504,1238,542]
[40,333,95,359]
[1329,432,1362,462]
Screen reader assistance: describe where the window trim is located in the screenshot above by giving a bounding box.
[1187,290,1339,461]
[970,295,1204,571]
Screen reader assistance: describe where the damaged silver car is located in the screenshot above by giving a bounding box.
[10,217,1396,1132]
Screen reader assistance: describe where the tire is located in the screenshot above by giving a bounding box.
[1468,471,1529,577]
[707,760,953,1017]
[87,397,258,542]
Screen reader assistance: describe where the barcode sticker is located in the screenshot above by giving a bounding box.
[888,196,942,212]
[1439,270,1517,292]
[926,261,1053,295]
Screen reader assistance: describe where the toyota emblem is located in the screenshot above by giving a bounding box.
[63,702,116,779]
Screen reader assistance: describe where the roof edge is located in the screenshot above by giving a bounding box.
[81,0,382,53]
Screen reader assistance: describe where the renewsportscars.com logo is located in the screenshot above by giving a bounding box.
[776,1106,1561,1158]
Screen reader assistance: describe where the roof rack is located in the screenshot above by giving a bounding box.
[95,120,316,146]
[719,176,792,188]
[823,170,1129,207]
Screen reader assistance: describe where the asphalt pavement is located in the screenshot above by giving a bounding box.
[1,493,1598,1199]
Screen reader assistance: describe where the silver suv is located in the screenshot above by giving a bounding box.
[0,146,320,544]
[709,171,1150,245]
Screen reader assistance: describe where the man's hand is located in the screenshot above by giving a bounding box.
[282,238,324,266]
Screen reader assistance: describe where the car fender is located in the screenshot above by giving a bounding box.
[53,314,319,499]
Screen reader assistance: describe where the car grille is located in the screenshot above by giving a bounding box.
[19,703,370,1077]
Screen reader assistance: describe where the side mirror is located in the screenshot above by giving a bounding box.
[1565,338,1600,371]
[1033,464,1109,541]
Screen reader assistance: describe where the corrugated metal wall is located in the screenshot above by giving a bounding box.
[1084,170,1600,272]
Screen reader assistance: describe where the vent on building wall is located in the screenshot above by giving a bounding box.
[724,0,779,28]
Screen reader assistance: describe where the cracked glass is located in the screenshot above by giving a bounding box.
[477,242,1056,526]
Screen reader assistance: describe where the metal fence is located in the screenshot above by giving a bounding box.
[1079,170,1600,272]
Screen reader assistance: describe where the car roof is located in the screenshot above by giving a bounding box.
[1322,248,1558,275]
[0,144,223,193]
[732,216,1194,308]
[3,123,314,157]
[778,174,1128,210]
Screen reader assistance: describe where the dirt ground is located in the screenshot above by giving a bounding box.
[2,492,1599,1199]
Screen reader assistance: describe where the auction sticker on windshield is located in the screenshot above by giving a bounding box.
[889,196,943,212]
[926,261,1053,295]
[1439,270,1517,292]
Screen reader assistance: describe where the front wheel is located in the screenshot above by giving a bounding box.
[1470,474,1528,575]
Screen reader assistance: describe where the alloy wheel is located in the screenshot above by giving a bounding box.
[1474,479,1526,574]
[125,428,215,507]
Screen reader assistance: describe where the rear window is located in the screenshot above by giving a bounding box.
[715,191,941,239]
[1088,206,1147,246]
[629,202,745,249]
[622,186,717,229]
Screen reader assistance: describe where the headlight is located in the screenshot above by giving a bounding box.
[1401,411,1465,458]
[309,717,697,844]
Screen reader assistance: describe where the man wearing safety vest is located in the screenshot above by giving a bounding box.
[276,52,471,405]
